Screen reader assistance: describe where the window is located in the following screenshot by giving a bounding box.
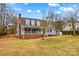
[26,19,30,26]
[31,20,35,26]
[37,21,40,26]
[50,29,52,32]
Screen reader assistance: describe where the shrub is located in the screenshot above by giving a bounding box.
[62,30,79,35]
[75,30,79,35]
[0,26,6,36]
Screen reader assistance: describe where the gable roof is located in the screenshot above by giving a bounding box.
[21,17,42,26]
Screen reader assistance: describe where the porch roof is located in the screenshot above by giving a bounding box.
[21,25,43,29]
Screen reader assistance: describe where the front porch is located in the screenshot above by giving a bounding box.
[21,25,43,35]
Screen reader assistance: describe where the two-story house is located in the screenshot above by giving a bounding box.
[19,18,41,35]
[16,17,59,36]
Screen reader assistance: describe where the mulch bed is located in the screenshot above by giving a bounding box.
[0,34,43,39]
[16,34,44,39]
[0,34,60,40]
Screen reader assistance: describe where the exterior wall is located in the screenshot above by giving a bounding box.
[63,25,72,30]
[6,25,14,34]
[40,20,59,35]
[75,22,79,30]
[45,29,57,35]
[44,27,59,35]
[6,23,16,34]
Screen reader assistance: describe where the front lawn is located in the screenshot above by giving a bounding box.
[0,35,79,56]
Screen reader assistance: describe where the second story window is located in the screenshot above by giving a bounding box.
[26,19,30,26]
[37,21,40,26]
[31,20,35,26]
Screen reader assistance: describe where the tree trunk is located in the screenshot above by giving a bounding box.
[72,24,76,35]
[42,29,45,40]
[72,18,76,36]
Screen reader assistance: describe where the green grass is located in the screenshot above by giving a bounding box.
[0,35,79,56]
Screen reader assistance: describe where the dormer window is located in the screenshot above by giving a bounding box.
[26,19,30,26]
[37,21,40,26]
[31,20,35,26]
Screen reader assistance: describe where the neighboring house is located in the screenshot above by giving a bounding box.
[6,22,16,34]
[17,17,59,36]
[63,21,79,31]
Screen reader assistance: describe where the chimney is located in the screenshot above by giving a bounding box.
[19,13,22,24]
[18,13,22,39]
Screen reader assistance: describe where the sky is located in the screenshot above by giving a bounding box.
[8,3,79,19]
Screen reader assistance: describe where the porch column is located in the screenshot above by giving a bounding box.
[30,28,32,34]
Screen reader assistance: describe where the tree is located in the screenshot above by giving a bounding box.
[54,14,65,33]
[0,3,17,35]
[46,10,64,35]
[42,10,66,35]
[41,10,47,40]
[42,10,60,38]
[66,7,79,35]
